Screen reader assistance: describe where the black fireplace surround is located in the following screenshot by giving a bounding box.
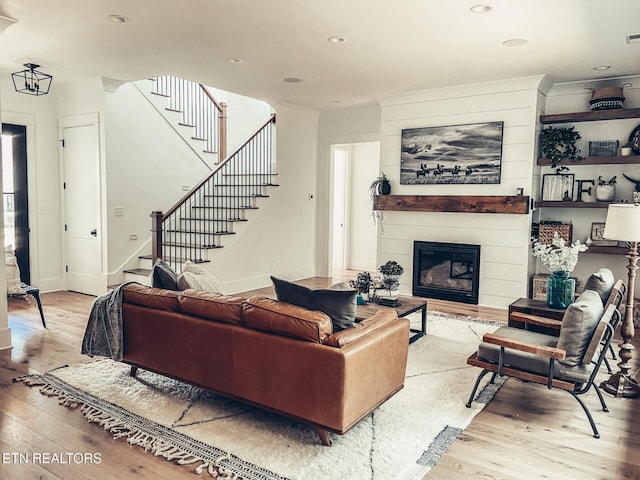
[412,241,480,304]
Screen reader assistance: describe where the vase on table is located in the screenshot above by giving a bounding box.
[546,270,575,309]
[382,274,401,298]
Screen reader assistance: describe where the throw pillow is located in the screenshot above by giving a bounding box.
[271,276,357,332]
[149,258,179,291]
[177,260,225,294]
[556,289,604,366]
[583,268,615,303]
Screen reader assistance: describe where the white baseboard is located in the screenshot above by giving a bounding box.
[0,327,12,350]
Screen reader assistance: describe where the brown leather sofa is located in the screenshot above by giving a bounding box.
[120,283,410,445]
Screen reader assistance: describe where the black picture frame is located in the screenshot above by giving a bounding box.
[541,174,575,202]
[400,121,503,185]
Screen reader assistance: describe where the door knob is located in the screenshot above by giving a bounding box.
[90,229,97,237]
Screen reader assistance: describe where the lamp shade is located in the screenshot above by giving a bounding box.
[603,204,640,241]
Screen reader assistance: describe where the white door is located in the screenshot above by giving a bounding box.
[62,119,104,295]
[332,148,348,270]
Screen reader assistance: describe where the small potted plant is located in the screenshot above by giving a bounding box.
[595,175,616,202]
[540,126,583,168]
[349,271,372,304]
[369,172,390,227]
[378,260,404,298]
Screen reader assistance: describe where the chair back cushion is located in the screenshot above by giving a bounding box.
[556,290,604,366]
[583,268,614,304]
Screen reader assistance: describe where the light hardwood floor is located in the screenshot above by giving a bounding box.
[1,278,639,479]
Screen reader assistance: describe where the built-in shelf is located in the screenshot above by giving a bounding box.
[540,108,640,124]
[373,195,530,214]
[585,245,629,256]
[537,156,639,166]
[535,201,611,209]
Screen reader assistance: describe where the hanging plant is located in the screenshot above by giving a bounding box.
[540,126,583,168]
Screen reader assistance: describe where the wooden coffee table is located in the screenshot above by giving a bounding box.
[356,295,428,344]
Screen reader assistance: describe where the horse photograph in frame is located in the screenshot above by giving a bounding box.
[400,121,504,185]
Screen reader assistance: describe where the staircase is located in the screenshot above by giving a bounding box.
[123,77,277,284]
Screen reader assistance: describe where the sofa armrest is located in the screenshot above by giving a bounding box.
[324,309,400,347]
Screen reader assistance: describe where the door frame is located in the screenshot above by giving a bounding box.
[59,112,107,294]
[1,112,39,286]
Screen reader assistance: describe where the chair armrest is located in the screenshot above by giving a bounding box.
[509,312,562,330]
[482,333,566,360]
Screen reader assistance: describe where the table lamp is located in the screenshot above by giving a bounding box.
[600,203,640,398]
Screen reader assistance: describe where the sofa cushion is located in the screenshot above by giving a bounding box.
[150,258,179,291]
[324,309,399,347]
[178,289,245,325]
[556,289,604,366]
[177,261,225,294]
[123,283,181,311]
[243,296,332,343]
[271,276,357,331]
[583,268,614,304]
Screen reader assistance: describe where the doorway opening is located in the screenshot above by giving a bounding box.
[2,124,30,284]
[330,142,379,276]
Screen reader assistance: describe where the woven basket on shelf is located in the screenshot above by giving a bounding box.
[538,223,572,245]
[589,140,619,157]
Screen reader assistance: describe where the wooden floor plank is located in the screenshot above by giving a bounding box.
[1,275,638,480]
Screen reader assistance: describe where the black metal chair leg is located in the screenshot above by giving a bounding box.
[489,372,498,384]
[592,384,609,413]
[568,391,600,439]
[466,369,491,408]
[603,356,613,375]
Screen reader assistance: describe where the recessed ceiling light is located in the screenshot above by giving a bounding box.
[470,4,493,13]
[283,77,302,83]
[328,36,347,44]
[502,38,528,47]
[227,57,243,64]
[593,65,611,70]
[107,15,129,23]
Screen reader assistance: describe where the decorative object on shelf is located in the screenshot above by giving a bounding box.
[621,142,633,156]
[575,179,594,202]
[595,175,616,202]
[531,232,588,308]
[588,86,625,111]
[590,222,618,246]
[599,203,640,398]
[349,271,372,304]
[541,173,575,201]
[532,273,551,300]
[400,122,503,185]
[628,124,640,154]
[539,126,582,168]
[623,173,640,203]
[538,221,573,245]
[11,63,53,96]
[589,140,619,157]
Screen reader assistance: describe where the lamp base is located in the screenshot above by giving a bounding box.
[600,372,640,398]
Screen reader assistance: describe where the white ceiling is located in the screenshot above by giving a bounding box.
[1,0,639,111]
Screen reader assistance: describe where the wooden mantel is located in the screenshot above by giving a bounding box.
[373,195,531,214]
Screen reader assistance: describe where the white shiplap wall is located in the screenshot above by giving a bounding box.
[377,76,548,308]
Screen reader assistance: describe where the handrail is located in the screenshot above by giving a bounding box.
[161,114,276,221]
[152,113,277,269]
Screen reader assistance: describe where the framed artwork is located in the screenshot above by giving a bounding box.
[541,174,575,202]
[590,222,618,246]
[400,121,503,185]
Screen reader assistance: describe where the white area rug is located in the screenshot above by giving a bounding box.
[17,312,505,480]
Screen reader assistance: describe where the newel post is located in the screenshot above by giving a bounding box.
[151,211,163,263]
[220,102,228,160]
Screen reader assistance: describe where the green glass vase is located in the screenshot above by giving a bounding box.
[546,271,575,309]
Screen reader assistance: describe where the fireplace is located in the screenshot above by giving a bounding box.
[412,241,480,304]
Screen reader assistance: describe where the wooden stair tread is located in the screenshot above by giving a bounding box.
[123,268,151,276]
[192,205,259,210]
[165,229,236,235]
[180,217,248,222]
[163,242,223,249]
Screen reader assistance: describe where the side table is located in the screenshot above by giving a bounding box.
[508,297,564,335]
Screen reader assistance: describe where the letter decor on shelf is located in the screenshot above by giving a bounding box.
[373,195,530,214]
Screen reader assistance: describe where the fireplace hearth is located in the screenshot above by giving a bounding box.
[412,241,480,304]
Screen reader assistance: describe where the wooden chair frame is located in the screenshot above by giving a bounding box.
[466,304,621,438]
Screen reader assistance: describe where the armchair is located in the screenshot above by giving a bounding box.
[466,298,621,439]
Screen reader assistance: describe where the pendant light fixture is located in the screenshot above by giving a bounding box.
[11,63,53,96]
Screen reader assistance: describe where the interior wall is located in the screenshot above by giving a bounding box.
[378,76,547,308]
[539,78,640,297]
[1,78,63,293]
[207,102,320,294]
